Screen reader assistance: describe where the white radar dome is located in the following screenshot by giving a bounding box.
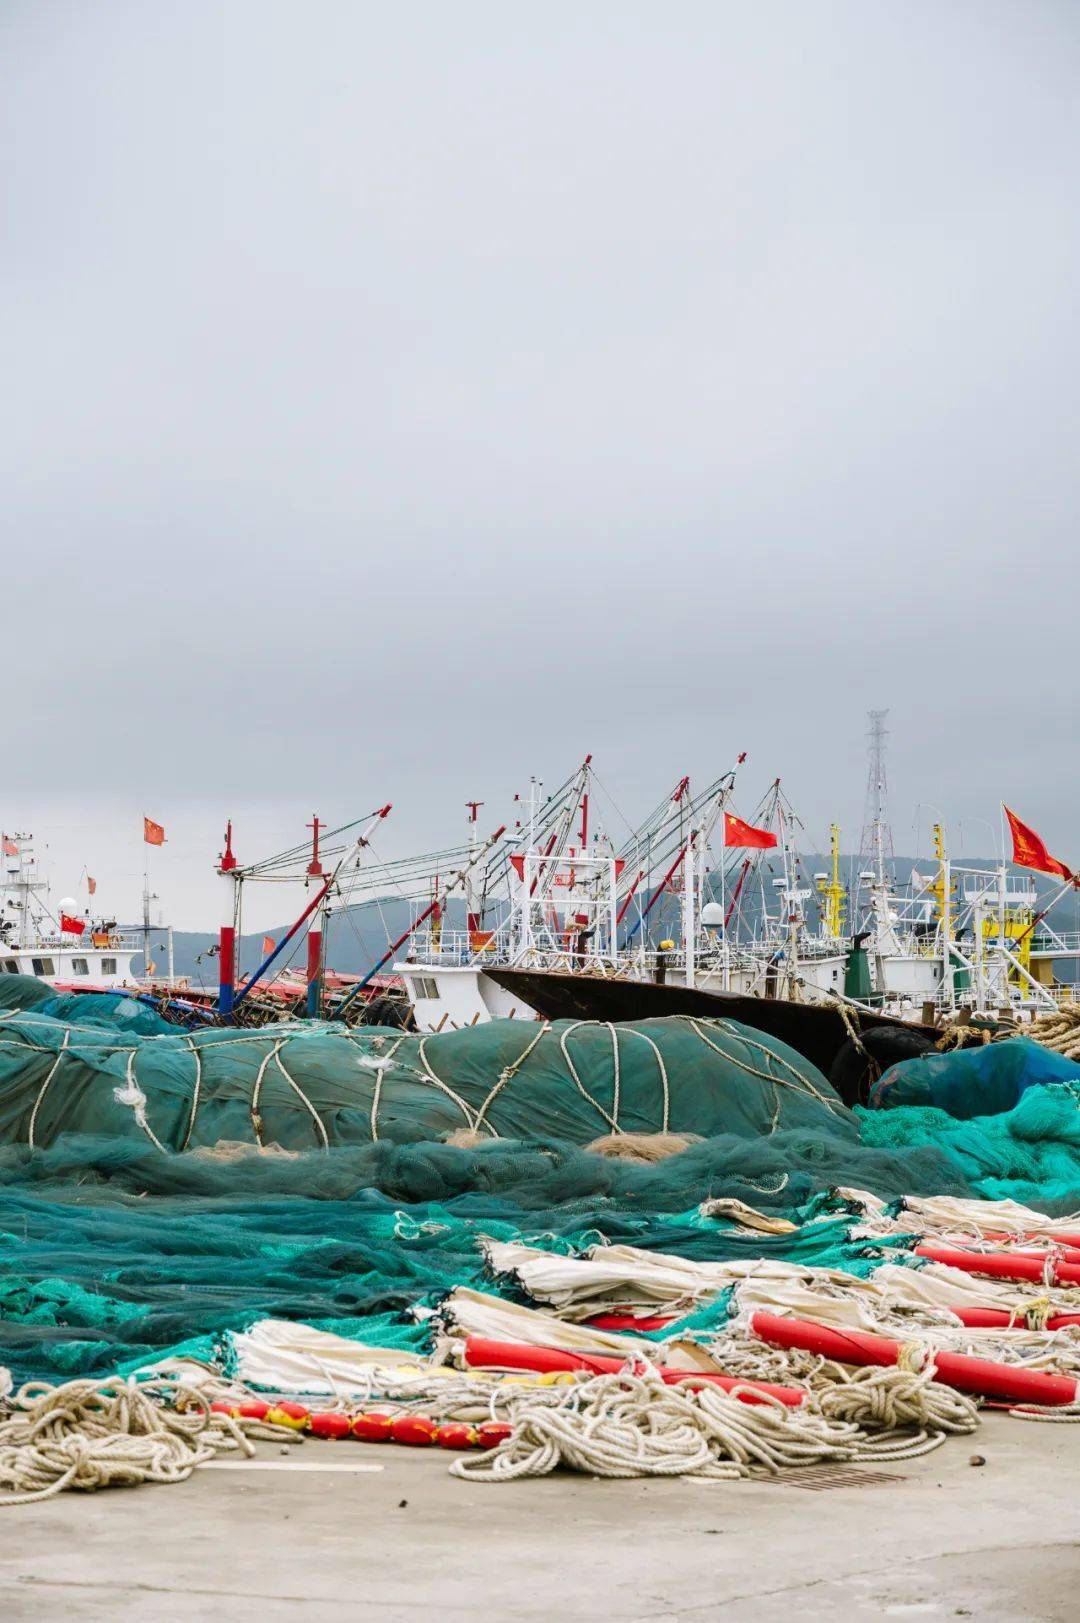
[57,897,78,915]
[700,902,725,927]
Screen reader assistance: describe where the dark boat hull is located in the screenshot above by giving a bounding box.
[484,967,936,1085]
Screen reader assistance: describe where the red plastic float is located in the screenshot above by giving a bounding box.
[309,1411,353,1440]
[952,1307,1080,1331]
[351,1412,394,1442]
[750,1311,1080,1406]
[462,1335,806,1407]
[436,1422,480,1450]
[585,1314,677,1332]
[390,1414,439,1447]
[915,1242,1080,1287]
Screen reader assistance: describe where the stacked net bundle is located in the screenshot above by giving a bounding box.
[0,1004,855,1153]
[869,1037,1080,1117]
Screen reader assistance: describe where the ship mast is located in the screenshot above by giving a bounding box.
[817,823,845,939]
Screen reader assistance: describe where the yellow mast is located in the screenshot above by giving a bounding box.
[818,823,845,939]
[928,822,951,940]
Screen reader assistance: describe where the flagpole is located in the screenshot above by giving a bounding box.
[143,826,152,982]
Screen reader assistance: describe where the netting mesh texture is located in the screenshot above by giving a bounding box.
[1,982,1079,1389]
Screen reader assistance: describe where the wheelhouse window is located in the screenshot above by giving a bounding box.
[100,957,117,976]
[72,958,89,976]
[3,960,19,973]
[410,975,440,1000]
[31,957,56,976]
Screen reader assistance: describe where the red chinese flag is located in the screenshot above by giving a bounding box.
[60,913,86,935]
[262,936,276,957]
[723,812,778,849]
[144,817,166,846]
[2,837,18,857]
[87,876,97,896]
[1004,807,1074,882]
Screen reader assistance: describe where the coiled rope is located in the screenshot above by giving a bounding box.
[0,1376,278,1506]
[448,1359,973,1484]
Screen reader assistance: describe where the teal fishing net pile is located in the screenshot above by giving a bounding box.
[0,995,853,1151]
[1,980,1078,1388]
[857,1079,1080,1204]
[0,1170,923,1388]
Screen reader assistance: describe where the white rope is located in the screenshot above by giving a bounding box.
[179,1035,203,1152]
[471,1024,551,1136]
[622,1026,671,1133]
[680,1016,847,1117]
[276,1042,330,1151]
[0,1377,265,1506]
[27,1031,70,1149]
[450,1358,978,1484]
[113,1049,168,1154]
[249,1037,284,1147]
[558,1023,620,1133]
[368,1036,409,1142]
[415,1039,479,1131]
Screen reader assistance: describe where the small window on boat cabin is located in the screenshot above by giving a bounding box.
[3,960,19,974]
[72,958,89,976]
[410,975,440,1000]
[100,956,117,976]
[31,957,55,976]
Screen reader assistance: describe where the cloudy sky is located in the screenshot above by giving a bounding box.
[2,2,1076,929]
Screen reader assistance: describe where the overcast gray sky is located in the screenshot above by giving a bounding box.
[2,2,1077,929]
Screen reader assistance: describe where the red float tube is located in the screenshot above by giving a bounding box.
[916,1242,1080,1287]
[983,1236,1080,1264]
[462,1336,805,1407]
[750,1311,1080,1406]
[585,1314,677,1332]
[953,1307,1080,1331]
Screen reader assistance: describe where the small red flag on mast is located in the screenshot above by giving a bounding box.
[87,876,97,895]
[1003,807,1074,883]
[2,837,18,857]
[723,812,778,850]
[262,936,275,957]
[144,817,166,846]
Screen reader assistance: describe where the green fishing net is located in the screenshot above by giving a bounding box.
[0,1002,853,1151]
[1,982,1078,1390]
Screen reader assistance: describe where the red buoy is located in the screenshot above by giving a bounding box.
[390,1414,439,1447]
[235,1400,271,1420]
[475,1421,513,1449]
[265,1400,311,1430]
[750,1311,1080,1406]
[436,1422,480,1450]
[310,1411,353,1440]
[351,1412,394,1442]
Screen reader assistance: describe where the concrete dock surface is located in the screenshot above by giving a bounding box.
[1,1412,1075,1621]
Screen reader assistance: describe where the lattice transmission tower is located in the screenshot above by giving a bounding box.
[858,708,895,885]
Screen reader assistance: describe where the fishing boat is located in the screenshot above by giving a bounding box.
[0,833,140,990]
